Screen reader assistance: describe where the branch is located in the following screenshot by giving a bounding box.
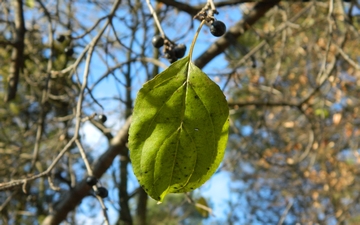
[157,0,199,16]
[194,0,280,69]
[228,101,299,108]
[41,117,131,225]
[157,0,272,17]
[157,1,279,68]
[0,40,15,47]
[4,0,26,102]
[277,199,293,225]
[136,188,148,225]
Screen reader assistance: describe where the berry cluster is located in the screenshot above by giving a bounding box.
[86,175,109,198]
[152,35,187,63]
[56,34,74,56]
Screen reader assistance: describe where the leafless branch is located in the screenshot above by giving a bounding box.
[4,0,26,102]
[41,117,131,225]
[194,0,280,69]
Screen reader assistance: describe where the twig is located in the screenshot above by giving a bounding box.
[207,0,216,12]
[316,0,334,85]
[194,0,281,68]
[71,16,108,39]
[335,43,360,70]
[277,199,293,225]
[145,0,165,37]
[0,3,123,225]
[185,193,214,216]
[40,116,130,225]
[75,140,93,175]
[231,1,314,70]
[0,190,18,212]
[30,0,56,172]
[48,176,61,191]
[228,100,299,108]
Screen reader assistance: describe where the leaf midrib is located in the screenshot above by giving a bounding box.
[139,61,189,194]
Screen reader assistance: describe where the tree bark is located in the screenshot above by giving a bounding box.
[5,0,26,102]
[136,188,148,225]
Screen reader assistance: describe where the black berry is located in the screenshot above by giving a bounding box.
[56,35,65,43]
[174,44,186,58]
[210,20,226,37]
[163,52,176,63]
[96,187,108,198]
[64,47,74,56]
[169,58,177,63]
[98,114,107,123]
[152,35,164,48]
[86,176,98,186]
[164,52,172,59]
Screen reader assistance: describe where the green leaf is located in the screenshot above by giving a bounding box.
[129,56,229,202]
[315,108,329,118]
[25,0,35,8]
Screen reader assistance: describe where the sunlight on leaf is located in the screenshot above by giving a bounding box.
[129,56,229,202]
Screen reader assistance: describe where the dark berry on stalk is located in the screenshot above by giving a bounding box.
[86,176,98,186]
[174,44,186,58]
[64,47,74,56]
[152,35,164,48]
[56,35,65,43]
[96,187,108,198]
[210,20,226,37]
[164,52,172,59]
[98,114,107,123]
[169,58,177,63]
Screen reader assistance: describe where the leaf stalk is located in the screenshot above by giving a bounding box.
[189,20,206,61]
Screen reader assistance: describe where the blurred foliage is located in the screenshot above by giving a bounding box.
[223,2,360,224]
[1,0,360,225]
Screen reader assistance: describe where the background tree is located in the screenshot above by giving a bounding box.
[1,0,360,224]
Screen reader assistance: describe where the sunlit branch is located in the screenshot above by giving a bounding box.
[145,0,166,38]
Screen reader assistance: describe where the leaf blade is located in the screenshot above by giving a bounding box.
[129,56,229,202]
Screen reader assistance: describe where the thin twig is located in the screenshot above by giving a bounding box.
[145,0,165,37]
[232,2,314,70]
[75,140,93,175]
[0,190,18,212]
[185,193,214,216]
[277,199,293,225]
[335,43,360,70]
[316,0,334,85]
[30,0,56,172]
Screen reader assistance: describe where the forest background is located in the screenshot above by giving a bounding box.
[1,0,360,224]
